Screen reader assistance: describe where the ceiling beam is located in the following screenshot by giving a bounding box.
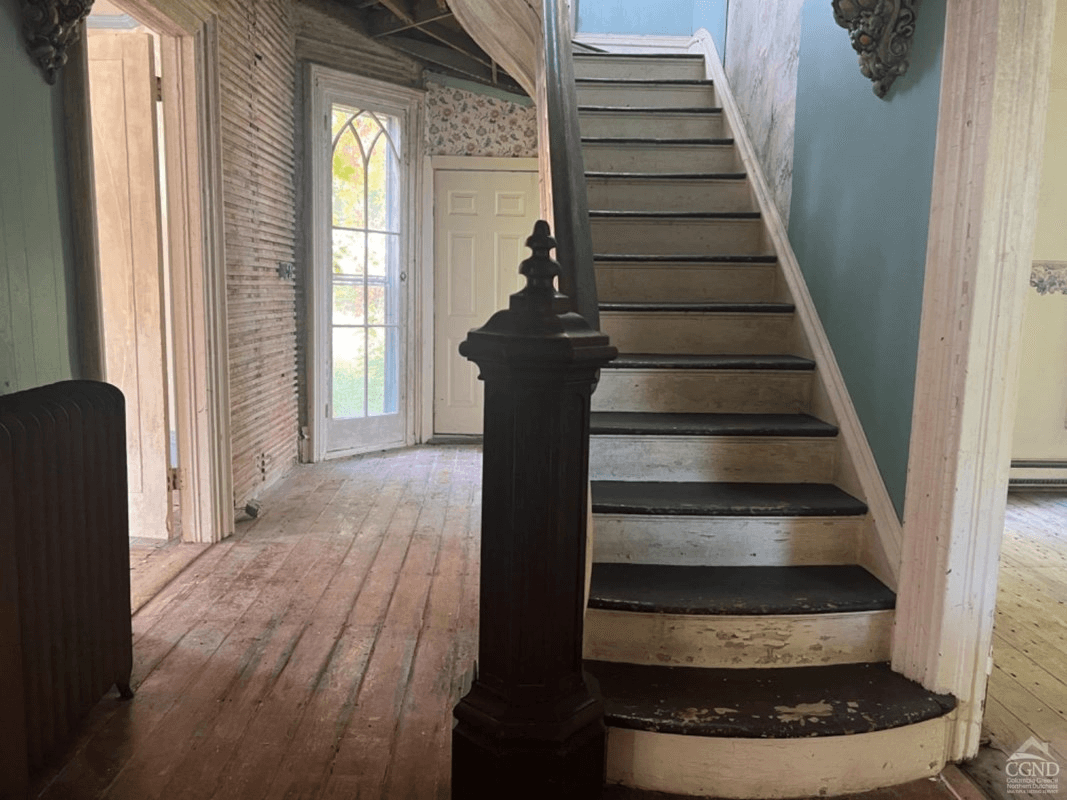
[296,0,370,33]
[369,0,452,36]
[376,0,415,24]
[383,35,521,92]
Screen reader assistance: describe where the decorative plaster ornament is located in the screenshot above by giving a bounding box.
[22,0,95,85]
[832,0,918,98]
[1031,262,1067,296]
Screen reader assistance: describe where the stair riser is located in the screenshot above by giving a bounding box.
[591,218,769,255]
[583,143,741,174]
[592,514,863,567]
[596,264,777,303]
[606,718,949,798]
[593,370,813,414]
[587,178,755,213]
[577,83,718,109]
[600,312,793,355]
[580,111,726,139]
[589,436,836,483]
[585,609,893,668]
[574,56,706,81]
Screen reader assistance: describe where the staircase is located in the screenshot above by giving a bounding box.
[573,50,956,798]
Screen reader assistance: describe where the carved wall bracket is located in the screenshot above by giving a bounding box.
[832,0,918,98]
[22,0,95,85]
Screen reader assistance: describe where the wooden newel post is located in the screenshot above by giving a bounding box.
[451,220,617,799]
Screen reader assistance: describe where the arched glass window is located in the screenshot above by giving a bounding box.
[329,105,402,419]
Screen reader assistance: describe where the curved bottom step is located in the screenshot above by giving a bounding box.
[588,660,956,798]
[605,718,952,798]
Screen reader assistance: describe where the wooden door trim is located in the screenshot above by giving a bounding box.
[893,0,1056,761]
[420,156,539,443]
[69,1,232,543]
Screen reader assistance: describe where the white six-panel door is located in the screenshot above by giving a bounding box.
[433,167,539,435]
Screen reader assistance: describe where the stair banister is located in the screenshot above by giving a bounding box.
[540,0,599,329]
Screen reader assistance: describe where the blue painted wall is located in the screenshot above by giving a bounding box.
[575,0,727,57]
[0,0,79,394]
[788,0,946,516]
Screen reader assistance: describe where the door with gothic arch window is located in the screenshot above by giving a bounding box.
[310,69,421,459]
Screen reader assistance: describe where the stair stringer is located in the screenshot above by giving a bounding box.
[686,28,902,589]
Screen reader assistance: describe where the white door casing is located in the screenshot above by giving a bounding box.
[309,67,424,461]
[433,162,540,435]
[88,30,171,540]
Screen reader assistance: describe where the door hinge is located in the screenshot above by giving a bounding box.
[155,76,163,103]
[168,467,182,491]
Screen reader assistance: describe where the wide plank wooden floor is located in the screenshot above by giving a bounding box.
[31,445,482,800]
[962,492,1067,800]
[33,445,982,799]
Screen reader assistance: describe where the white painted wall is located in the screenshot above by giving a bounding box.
[1012,3,1067,462]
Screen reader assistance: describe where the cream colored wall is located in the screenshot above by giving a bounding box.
[1012,1,1067,461]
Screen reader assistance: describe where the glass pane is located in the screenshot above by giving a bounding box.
[333,279,365,326]
[355,112,381,154]
[367,135,391,232]
[331,107,355,139]
[332,328,366,419]
[367,326,398,417]
[332,229,365,276]
[332,127,365,229]
[367,281,385,326]
[367,232,396,278]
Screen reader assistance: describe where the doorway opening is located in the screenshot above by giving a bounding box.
[87,2,177,542]
[308,68,424,461]
[82,0,232,549]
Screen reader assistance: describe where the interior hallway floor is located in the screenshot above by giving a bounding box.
[32,445,984,799]
[962,492,1067,800]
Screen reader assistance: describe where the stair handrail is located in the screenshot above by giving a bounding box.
[541,0,599,329]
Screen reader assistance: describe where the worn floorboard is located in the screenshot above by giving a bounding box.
[31,446,995,799]
[961,492,1067,800]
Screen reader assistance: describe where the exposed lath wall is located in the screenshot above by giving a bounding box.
[219,0,299,508]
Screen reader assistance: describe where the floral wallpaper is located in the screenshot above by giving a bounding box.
[1031,261,1067,295]
[424,82,537,158]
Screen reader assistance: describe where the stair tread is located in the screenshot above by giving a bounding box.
[576,78,714,85]
[607,353,815,370]
[595,254,777,263]
[590,210,760,219]
[580,106,723,114]
[591,480,867,516]
[601,302,793,314]
[587,172,746,180]
[589,564,893,615]
[590,412,837,437]
[585,660,956,738]
[582,137,734,145]
[574,52,705,59]
[584,137,734,147]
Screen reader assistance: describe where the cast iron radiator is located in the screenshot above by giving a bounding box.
[0,380,133,794]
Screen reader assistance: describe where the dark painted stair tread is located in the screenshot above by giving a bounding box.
[607,353,815,370]
[576,78,714,85]
[580,106,724,114]
[590,412,837,437]
[586,171,747,180]
[585,660,956,738]
[591,480,867,516]
[595,253,777,263]
[589,564,893,615]
[601,302,794,313]
[582,137,734,145]
[590,210,760,219]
